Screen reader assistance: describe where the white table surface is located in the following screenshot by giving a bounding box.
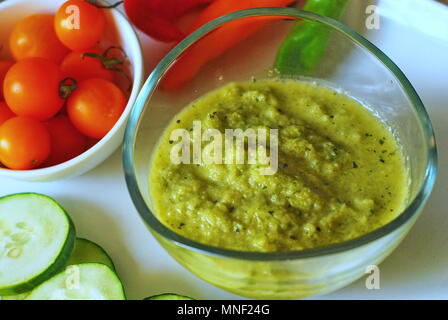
[1,0,447,300]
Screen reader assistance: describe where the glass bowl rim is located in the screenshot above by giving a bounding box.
[123,7,438,261]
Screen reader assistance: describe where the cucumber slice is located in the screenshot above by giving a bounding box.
[1,292,29,300]
[144,293,195,300]
[0,193,75,295]
[26,263,126,300]
[68,238,115,270]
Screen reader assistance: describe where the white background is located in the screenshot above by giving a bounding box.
[0,0,447,299]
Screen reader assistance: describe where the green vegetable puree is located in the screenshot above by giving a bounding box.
[149,80,408,252]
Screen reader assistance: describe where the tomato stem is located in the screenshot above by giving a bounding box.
[59,78,78,99]
[83,46,127,70]
[84,46,132,92]
[83,53,124,69]
[103,46,128,59]
[85,0,124,9]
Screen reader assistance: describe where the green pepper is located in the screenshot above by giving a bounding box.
[274,0,350,75]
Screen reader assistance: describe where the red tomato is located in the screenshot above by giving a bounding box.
[3,57,64,120]
[44,115,87,166]
[0,61,15,100]
[0,117,51,170]
[55,0,106,51]
[60,48,114,82]
[67,78,126,139]
[0,102,15,126]
[9,14,69,64]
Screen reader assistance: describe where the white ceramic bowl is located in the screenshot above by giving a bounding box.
[0,0,144,181]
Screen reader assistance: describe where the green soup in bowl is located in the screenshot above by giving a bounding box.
[123,8,437,298]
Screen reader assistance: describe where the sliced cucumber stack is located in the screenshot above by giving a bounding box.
[26,263,126,300]
[0,193,75,295]
[68,238,115,270]
[1,238,116,300]
[144,293,195,300]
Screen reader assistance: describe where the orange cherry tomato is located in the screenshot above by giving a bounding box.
[44,115,87,166]
[55,0,106,51]
[60,48,114,82]
[3,57,64,121]
[0,117,51,170]
[67,78,126,139]
[0,61,14,100]
[9,14,69,64]
[0,102,15,126]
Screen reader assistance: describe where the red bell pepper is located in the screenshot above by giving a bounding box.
[188,0,294,32]
[124,0,216,42]
[163,0,295,90]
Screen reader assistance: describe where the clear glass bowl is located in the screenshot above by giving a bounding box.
[123,8,437,299]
